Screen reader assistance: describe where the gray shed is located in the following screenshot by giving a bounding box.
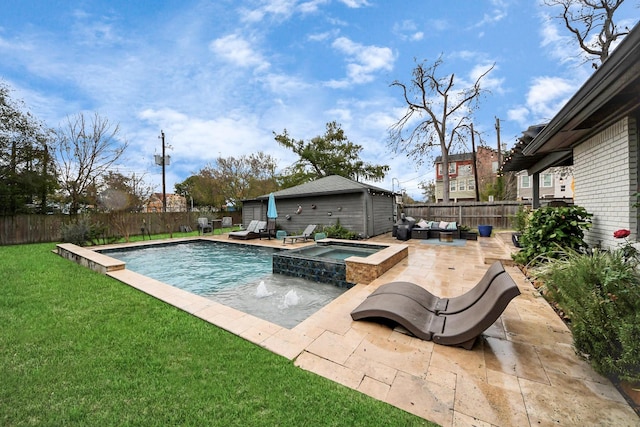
[242,175,398,238]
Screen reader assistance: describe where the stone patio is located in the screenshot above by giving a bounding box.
[87,232,639,426]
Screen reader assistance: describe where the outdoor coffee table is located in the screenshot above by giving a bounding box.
[439,231,454,242]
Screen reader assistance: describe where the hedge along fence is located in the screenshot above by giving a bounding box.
[0,211,243,246]
[402,201,527,229]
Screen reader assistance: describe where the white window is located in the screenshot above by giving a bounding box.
[492,161,499,173]
[458,179,466,191]
[467,179,475,190]
[542,173,553,187]
[521,175,530,188]
[438,162,456,175]
[560,185,566,192]
[450,180,456,192]
[458,164,472,176]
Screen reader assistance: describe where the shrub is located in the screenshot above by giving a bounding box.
[533,248,640,382]
[322,219,357,239]
[60,219,92,245]
[513,205,592,265]
[510,204,530,233]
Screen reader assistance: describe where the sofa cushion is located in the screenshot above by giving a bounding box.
[446,221,457,230]
[417,219,429,229]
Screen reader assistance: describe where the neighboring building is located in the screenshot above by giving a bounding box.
[434,146,498,201]
[241,175,398,238]
[516,167,574,201]
[146,193,187,213]
[502,23,640,249]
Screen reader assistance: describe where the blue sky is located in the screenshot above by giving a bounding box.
[0,1,637,200]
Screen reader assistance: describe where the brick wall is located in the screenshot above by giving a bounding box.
[574,116,638,248]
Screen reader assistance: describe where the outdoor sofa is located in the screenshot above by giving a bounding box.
[410,220,460,239]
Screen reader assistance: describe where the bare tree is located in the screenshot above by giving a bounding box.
[388,57,494,202]
[543,0,632,67]
[54,112,128,215]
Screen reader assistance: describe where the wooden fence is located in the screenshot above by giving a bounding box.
[402,201,526,229]
[0,212,243,246]
[1,202,523,245]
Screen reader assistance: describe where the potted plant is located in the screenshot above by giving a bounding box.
[511,205,530,247]
[459,225,478,240]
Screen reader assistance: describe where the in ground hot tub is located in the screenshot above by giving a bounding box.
[273,239,408,288]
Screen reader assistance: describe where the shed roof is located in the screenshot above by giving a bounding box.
[255,175,393,200]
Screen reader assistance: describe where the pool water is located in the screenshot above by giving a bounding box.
[102,241,346,328]
[293,244,379,260]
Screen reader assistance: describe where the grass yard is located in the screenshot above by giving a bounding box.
[0,243,435,426]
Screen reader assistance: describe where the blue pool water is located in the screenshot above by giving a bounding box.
[101,241,346,328]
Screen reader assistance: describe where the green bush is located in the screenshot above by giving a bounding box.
[533,248,640,382]
[510,204,530,233]
[513,205,592,265]
[60,219,92,245]
[322,219,357,239]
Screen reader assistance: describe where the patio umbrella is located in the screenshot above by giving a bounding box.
[267,193,278,219]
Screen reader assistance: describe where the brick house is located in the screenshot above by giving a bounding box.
[434,146,498,201]
[502,23,640,249]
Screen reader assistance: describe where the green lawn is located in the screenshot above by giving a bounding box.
[0,243,435,426]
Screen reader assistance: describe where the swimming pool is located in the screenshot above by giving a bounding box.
[101,241,346,328]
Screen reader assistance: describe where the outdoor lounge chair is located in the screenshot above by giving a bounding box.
[197,217,213,234]
[228,220,264,240]
[283,224,317,245]
[430,273,521,349]
[221,216,233,228]
[350,262,520,349]
[368,261,505,315]
[259,219,277,240]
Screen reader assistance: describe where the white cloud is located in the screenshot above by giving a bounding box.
[338,0,370,8]
[329,37,395,85]
[298,0,330,13]
[393,20,425,42]
[238,0,297,22]
[506,106,530,126]
[526,76,576,120]
[209,34,270,71]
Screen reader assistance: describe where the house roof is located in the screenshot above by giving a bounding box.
[502,22,640,174]
[255,175,393,200]
[435,146,496,163]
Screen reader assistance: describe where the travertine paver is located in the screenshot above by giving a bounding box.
[68,232,639,427]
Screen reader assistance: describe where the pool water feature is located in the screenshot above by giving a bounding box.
[100,240,346,329]
[273,241,388,288]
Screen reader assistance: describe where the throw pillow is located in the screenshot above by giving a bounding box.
[417,220,428,229]
[446,221,457,230]
[438,221,448,230]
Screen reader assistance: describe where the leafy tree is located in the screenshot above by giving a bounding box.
[175,152,278,210]
[53,112,128,215]
[98,171,153,213]
[543,0,632,67]
[0,82,57,214]
[419,180,436,202]
[274,121,389,187]
[388,57,494,202]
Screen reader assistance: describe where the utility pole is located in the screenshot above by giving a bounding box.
[495,117,502,165]
[470,123,480,202]
[159,130,166,213]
